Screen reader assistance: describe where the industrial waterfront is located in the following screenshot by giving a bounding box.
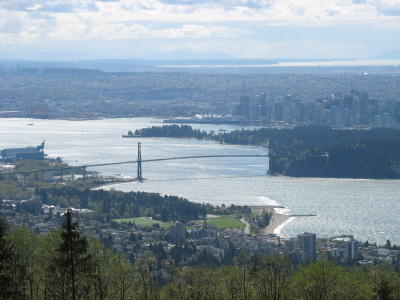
[0,117,399,245]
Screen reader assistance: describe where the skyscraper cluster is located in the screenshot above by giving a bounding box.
[234,89,400,128]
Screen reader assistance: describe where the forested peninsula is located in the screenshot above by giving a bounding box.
[134,125,400,179]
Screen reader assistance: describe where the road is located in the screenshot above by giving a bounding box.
[240,218,250,234]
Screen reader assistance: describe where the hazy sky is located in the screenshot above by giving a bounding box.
[1,0,399,60]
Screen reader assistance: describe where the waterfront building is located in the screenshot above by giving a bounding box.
[1,141,45,162]
[297,232,317,261]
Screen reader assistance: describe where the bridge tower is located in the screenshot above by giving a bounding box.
[136,142,143,181]
[218,128,227,144]
[82,166,87,180]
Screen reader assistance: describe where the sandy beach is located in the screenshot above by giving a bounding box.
[262,212,291,235]
[251,206,291,235]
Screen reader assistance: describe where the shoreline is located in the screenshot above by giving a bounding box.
[98,184,294,236]
[96,186,304,238]
[263,211,292,235]
[250,206,292,236]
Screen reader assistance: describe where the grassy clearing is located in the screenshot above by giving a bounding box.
[113,217,162,226]
[207,215,245,230]
[160,222,174,229]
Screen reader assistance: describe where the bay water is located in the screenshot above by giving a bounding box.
[0,117,398,244]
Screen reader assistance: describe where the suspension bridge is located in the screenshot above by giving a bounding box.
[0,143,269,182]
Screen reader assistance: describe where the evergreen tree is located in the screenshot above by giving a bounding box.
[385,239,392,249]
[376,280,394,300]
[46,209,94,300]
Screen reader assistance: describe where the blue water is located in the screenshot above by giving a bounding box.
[0,117,399,244]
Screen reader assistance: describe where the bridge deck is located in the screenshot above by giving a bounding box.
[0,154,268,176]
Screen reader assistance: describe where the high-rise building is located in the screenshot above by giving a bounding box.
[259,92,267,107]
[345,238,358,261]
[297,232,316,261]
[273,102,284,121]
[258,92,267,121]
[236,96,251,119]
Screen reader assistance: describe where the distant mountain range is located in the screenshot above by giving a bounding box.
[151,51,237,60]
[1,54,399,73]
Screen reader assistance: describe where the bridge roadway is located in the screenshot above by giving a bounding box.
[0,154,268,176]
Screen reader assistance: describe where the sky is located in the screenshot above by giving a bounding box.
[0,0,400,60]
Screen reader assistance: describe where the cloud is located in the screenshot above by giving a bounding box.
[1,1,77,13]
[374,0,400,16]
[157,0,272,9]
[0,0,256,45]
[0,0,399,59]
[100,0,400,27]
[2,0,400,23]
[46,22,248,40]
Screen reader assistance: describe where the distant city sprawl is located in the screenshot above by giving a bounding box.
[0,67,399,128]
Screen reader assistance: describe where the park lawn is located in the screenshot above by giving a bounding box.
[160,222,174,229]
[113,217,162,226]
[207,215,245,230]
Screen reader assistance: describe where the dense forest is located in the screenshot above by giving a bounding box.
[282,140,400,178]
[135,125,211,139]
[33,187,211,222]
[135,125,400,178]
[1,214,399,300]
